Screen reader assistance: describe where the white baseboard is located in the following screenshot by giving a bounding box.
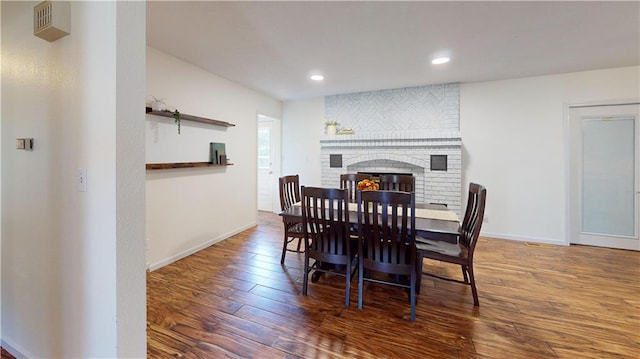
[481,231,567,246]
[148,222,257,271]
[2,338,31,359]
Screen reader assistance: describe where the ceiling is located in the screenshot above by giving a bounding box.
[146,1,640,101]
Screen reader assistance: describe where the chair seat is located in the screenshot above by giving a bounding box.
[357,190,417,321]
[280,174,304,264]
[415,182,486,306]
[286,222,305,234]
[416,236,461,256]
[301,186,356,308]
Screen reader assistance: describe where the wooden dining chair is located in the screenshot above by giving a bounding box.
[379,174,415,193]
[279,175,305,264]
[415,182,487,306]
[340,173,371,202]
[356,189,417,321]
[301,186,358,307]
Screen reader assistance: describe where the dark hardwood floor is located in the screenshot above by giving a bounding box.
[0,348,16,359]
[147,211,639,358]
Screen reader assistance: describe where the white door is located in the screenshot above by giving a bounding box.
[257,115,281,212]
[568,103,639,250]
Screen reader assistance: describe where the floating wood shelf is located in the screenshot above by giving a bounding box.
[145,107,235,127]
[146,162,234,170]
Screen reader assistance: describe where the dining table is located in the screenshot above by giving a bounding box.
[279,202,460,243]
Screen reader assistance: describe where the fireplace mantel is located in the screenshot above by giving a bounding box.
[321,135,461,149]
[321,130,460,146]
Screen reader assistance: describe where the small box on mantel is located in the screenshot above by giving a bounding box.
[210,142,226,165]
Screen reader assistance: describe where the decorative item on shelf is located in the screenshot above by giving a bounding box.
[210,142,226,164]
[357,179,379,191]
[325,120,339,135]
[148,96,165,111]
[337,128,354,135]
[173,109,181,134]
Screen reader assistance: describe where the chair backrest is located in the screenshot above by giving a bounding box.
[356,190,416,274]
[379,174,415,193]
[460,183,487,258]
[301,186,352,264]
[279,175,300,211]
[340,173,371,202]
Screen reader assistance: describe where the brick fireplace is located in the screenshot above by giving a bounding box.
[320,83,462,215]
[320,130,462,215]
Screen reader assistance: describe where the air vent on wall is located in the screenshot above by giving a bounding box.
[34,1,70,42]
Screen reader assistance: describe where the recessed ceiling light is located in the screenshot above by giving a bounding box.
[432,57,450,65]
[310,74,324,81]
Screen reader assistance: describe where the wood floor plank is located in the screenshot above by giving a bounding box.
[233,303,312,337]
[147,324,197,357]
[271,326,348,358]
[172,323,288,358]
[146,211,640,358]
[515,322,639,359]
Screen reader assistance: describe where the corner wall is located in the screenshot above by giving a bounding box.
[1,1,146,357]
[145,47,282,269]
[460,65,640,244]
[281,98,324,186]
[0,0,3,344]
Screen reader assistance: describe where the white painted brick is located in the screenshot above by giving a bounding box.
[322,84,462,208]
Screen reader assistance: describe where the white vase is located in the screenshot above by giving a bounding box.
[152,102,163,111]
[326,125,337,135]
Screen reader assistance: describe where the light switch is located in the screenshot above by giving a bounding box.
[16,139,25,149]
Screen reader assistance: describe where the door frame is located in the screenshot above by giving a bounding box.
[564,99,640,247]
[257,114,282,213]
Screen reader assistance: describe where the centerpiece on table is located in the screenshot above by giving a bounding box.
[357,179,379,191]
[357,179,379,212]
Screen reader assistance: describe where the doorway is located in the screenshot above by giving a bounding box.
[257,115,281,213]
[568,103,639,250]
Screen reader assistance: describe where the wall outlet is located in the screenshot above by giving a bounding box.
[78,168,87,192]
[16,138,34,150]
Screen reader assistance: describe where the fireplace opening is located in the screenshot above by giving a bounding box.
[357,171,412,183]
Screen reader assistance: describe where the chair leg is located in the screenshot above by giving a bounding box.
[461,265,469,283]
[302,253,310,296]
[410,270,416,321]
[344,264,351,307]
[296,237,303,252]
[468,264,479,306]
[280,233,289,264]
[358,260,364,310]
[415,254,423,294]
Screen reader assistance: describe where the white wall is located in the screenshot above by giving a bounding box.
[0,0,3,344]
[146,47,282,269]
[460,66,639,244]
[282,66,640,245]
[1,1,146,358]
[115,2,147,357]
[282,98,324,186]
